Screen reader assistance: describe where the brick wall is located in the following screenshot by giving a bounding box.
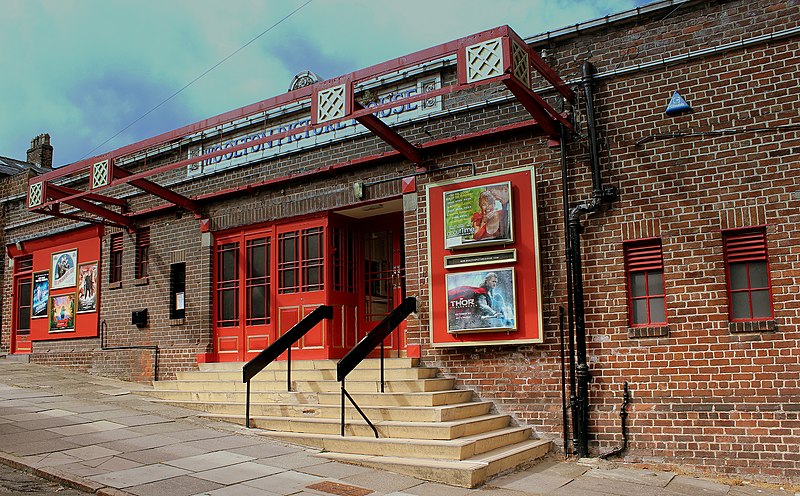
[405,0,800,484]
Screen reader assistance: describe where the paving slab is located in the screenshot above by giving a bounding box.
[114,444,209,464]
[664,475,732,495]
[166,451,256,471]
[341,469,424,493]
[89,463,191,488]
[194,461,286,485]
[243,471,325,495]
[124,474,224,496]
[194,483,283,495]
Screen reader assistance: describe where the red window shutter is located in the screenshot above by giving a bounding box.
[15,255,33,273]
[625,242,663,271]
[724,231,767,262]
[136,228,150,248]
[111,234,124,252]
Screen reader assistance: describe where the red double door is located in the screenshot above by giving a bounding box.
[212,212,405,362]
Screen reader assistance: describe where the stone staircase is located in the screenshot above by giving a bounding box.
[134,358,550,487]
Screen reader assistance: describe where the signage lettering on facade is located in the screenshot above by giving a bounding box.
[188,76,442,177]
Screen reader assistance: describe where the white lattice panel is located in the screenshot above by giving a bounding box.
[465,37,504,83]
[511,40,530,88]
[92,160,110,189]
[28,182,43,208]
[317,84,347,124]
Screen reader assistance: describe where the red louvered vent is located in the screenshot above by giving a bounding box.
[111,233,124,252]
[14,255,33,273]
[724,230,767,263]
[625,241,663,272]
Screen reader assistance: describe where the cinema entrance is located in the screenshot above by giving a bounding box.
[211,201,406,362]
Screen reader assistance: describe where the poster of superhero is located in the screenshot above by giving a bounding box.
[49,294,75,333]
[32,271,50,319]
[443,181,513,249]
[446,268,516,333]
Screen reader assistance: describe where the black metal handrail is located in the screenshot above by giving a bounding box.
[242,305,333,428]
[336,296,416,438]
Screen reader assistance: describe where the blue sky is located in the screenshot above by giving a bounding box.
[1,0,647,167]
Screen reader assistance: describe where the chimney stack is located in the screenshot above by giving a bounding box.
[27,133,53,169]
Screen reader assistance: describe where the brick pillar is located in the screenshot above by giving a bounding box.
[26,133,53,169]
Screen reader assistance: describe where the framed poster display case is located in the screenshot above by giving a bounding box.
[426,167,543,347]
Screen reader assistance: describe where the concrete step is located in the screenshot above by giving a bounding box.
[318,439,551,488]
[136,388,473,407]
[258,425,533,460]
[198,357,420,372]
[203,413,511,440]
[155,377,453,393]
[179,366,439,382]
[142,399,494,422]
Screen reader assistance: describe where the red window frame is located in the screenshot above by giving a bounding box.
[332,227,356,293]
[245,236,271,326]
[624,239,667,327]
[215,241,240,328]
[13,255,34,337]
[109,233,123,283]
[723,228,773,322]
[135,227,150,279]
[278,227,325,294]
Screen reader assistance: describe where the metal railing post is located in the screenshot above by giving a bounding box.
[246,380,251,428]
[287,346,292,392]
[380,341,385,393]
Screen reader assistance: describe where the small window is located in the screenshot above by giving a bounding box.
[724,229,773,321]
[624,239,667,327]
[14,255,33,274]
[135,227,150,279]
[109,233,123,283]
[302,227,324,291]
[170,263,186,320]
[278,231,299,294]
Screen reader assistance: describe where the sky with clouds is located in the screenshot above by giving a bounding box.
[1,0,648,168]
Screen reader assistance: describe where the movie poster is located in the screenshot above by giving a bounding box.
[446,268,516,333]
[51,249,78,290]
[77,262,98,313]
[443,182,513,249]
[32,271,49,319]
[49,294,75,333]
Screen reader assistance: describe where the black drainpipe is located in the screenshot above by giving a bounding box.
[569,61,617,458]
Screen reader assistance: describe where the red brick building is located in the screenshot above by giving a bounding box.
[2,0,799,485]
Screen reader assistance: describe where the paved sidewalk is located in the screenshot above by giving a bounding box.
[0,358,796,496]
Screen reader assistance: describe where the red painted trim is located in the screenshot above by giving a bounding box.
[354,102,422,164]
[129,119,543,218]
[31,24,572,193]
[401,176,416,194]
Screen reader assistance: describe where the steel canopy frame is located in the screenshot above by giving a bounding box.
[28,25,574,225]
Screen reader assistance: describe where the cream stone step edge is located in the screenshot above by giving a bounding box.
[154,377,454,393]
[136,389,474,407]
[201,413,511,440]
[317,439,551,488]
[257,425,532,460]
[139,398,494,422]
[199,357,420,372]
[178,367,438,382]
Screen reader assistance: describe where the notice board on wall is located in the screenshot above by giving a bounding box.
[426,167,543,347]
[13,226,102,341]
